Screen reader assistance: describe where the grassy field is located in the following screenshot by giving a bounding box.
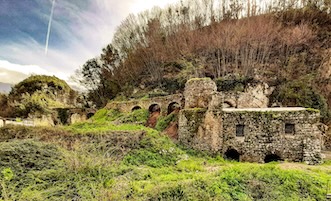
[0,109,330,200]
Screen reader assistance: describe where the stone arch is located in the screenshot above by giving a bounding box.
[264,154,282,163]
[148,103,161,113]
[86,112,95,119]
[167,102,180,115]
[224,149,240,161]
[132,106,142,111]
[223,100,235,108]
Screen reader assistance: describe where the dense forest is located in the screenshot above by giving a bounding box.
[75,0,331,123]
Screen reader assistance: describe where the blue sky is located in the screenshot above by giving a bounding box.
[0,0,177,86]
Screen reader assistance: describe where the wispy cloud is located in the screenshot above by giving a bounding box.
[0,0,178,85]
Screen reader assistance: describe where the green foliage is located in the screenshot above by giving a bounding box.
[118,109,149,124]
[0,140,63,175]
[156,113,178,131]
[271,76,331,122]
[10,75,71,96]
[0,125,330,199]
[123,133,184,168]
[6,75,75,118]
[91,108,123,122]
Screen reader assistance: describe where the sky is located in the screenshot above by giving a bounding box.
[0,0,178,86]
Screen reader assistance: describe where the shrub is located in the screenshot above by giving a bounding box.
[91,108,122,122]
[123,133,184,168]
[270,76,331,122]
[215,75,255,92]
[0,140,63,175]
[118,109,149,124]
[155,113,178,131]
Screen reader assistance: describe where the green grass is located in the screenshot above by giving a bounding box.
[0,111,330,200]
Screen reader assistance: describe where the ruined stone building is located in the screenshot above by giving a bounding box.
[178,78,323,164]
[105,78,323,164]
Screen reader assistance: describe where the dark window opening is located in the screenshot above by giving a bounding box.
[132,106,142,111]
[285,124,295,134]
[224,149,240,161]
[236,125,245,137]
[264,154,282,163]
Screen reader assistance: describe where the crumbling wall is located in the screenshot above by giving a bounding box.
[223,83,274,108]
[179,78,223,152]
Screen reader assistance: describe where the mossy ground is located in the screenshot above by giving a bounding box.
[0,109,330,200]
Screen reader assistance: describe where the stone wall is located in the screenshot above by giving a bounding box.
[221,108,322,164]
[184,78,217,109]
[223,83,274,108]
[178,109,223,152]
[178,78,323,165]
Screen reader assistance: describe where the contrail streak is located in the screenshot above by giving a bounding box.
[45,0,56,55]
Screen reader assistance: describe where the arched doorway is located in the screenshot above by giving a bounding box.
[264,154,282,163]
[224,149,240,161]
[167,102,180,115]
[132,106,142,111]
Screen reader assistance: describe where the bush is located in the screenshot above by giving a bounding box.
[270,77,331,122]
[123,133,184,168]
[91,108,123,123]
[118,109,149,124]
[215,75,255,92]
[155,113,178,131]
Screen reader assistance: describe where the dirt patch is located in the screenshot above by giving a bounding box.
[164,122,178,140]
[147,111,160,128]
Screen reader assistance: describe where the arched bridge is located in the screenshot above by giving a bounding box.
[105,94,184,116]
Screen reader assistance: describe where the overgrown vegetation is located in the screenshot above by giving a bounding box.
[0,123,330,200]
[0,75,78,118]
[155,113,178,131]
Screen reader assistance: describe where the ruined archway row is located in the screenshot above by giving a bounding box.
[105,94,184,115]
[131,101,181,116]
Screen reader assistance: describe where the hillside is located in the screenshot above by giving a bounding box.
[0,75,78,118]
[0,108,329,200]
[77,1,331,126]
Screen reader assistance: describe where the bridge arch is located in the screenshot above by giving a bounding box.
[148,103,161,113]
[132,106,142,111]
[167,102,181,115]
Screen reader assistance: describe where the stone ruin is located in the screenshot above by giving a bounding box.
[178,78,323,165]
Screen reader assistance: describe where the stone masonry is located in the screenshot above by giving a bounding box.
[178,78,323,164]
